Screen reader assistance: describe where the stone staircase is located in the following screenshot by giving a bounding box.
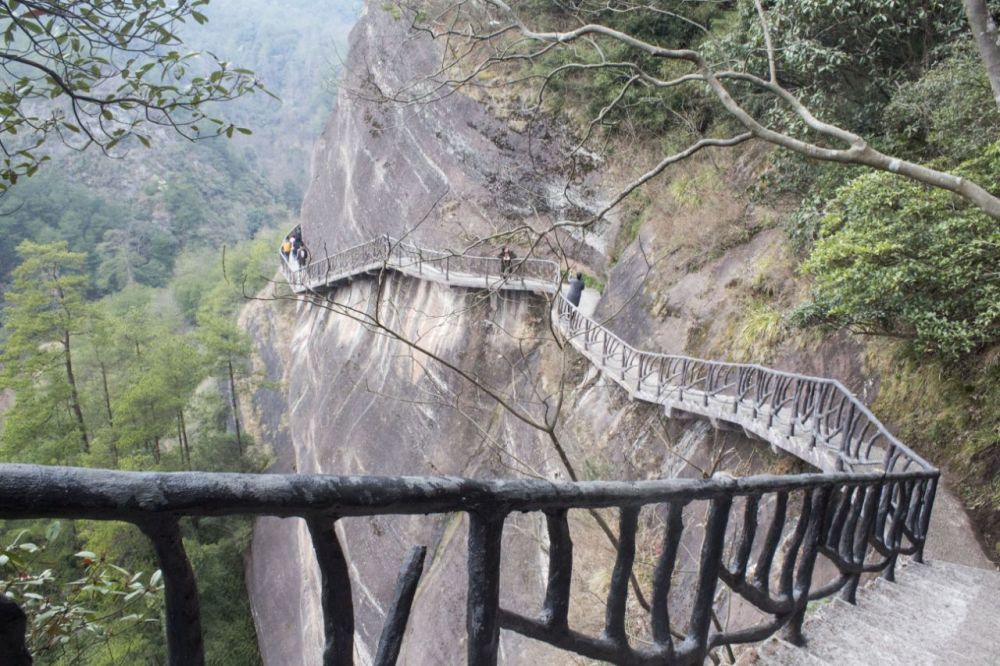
[740,559,1000,665]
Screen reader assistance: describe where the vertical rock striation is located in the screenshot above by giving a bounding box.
[244,4,781,664]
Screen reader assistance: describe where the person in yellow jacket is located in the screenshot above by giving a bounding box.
[281,236,293,260]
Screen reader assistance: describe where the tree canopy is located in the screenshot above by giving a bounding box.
[0,0,265,192]
[402,0,1000,221]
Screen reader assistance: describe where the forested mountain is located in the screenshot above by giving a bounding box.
[0,1,360,663]
[3,0,1000,663]
[0,0,360,290]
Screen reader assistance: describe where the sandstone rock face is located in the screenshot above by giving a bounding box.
[299,5,600,253]
[242,6,778,663]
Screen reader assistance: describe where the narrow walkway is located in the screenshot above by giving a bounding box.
[742,560,1000,665]
[280,234,932,477]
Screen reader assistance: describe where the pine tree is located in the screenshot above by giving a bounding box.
[0,242,92,462]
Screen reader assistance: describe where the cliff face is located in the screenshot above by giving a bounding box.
[300,7,601,252]
[242,6,780,663]
[240,4,991,665]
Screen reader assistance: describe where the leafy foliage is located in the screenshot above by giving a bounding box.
[883,41,1000,162]
[0,525,164,664]
[718,0,966,134]
[0,0,264,191]
[796,145,1000,358]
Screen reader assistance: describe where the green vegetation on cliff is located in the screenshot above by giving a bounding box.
[496,1,1000,557]
[0,0,361,660]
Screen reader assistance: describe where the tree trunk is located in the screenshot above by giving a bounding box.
[178,408,191,468]
[965,0,1000,112]
[99,361,119,466]
[100,361,113,426]
[227,358,244,455]
[63,330,89,453]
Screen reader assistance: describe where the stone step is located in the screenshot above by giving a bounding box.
[748,560,1000,665]
[743,637,830,665]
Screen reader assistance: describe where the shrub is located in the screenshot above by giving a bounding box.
[794,144,1000,359]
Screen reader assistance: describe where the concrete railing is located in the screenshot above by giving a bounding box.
[0,463,939,666]
[280,235,561,295]
[0,234,941,666]
[281,233,935,478]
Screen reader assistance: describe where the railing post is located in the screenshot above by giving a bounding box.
[604,507,639,646]
[681,495,732,661]
[842,483,879,603]
[881,481,912,583]
[913,476,938,563]
[374,546,427,666]
[306,514,355,666]
[540,510,572,632]
[467,511,505,666]
[651,502,685,653]
[785,486,831,645]
[446,255,450,280]
[138,517,205,666]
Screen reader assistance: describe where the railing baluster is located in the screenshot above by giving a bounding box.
[374,546,427,666]
[785,487,831,645]
[883,480,914,582]
[840,484,876,603]
[651,501,685,649]
[837,486,864,557]
[778,492,813,603]
[914,477,938,563]
[139,517,204,666]
[306,514,355,666]
[753,491,787,593]
[604,506,640,646]
[824,484,852,550]
[732,496,760,582]
[682,495,732,661]
[540,510,572,632]
[467,511,506,666]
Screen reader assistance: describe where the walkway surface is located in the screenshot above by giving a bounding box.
[741,560,1000,665]
[281,235,933,476]
[281,235,1000,663]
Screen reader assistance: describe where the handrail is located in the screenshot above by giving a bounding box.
[277,231,934,477]
[0,463,938,666]
[0,234,939,666]
[278,234,562,294]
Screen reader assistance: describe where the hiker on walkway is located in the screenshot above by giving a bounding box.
[296,243,309,266]
[499,246,515,276]
[567,272,585,307]
[281,236,293,261]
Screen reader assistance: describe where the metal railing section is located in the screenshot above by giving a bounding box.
[0,464,937,666]
[278,233,933,477]
[279,235,561,294]
[555,299,933,476]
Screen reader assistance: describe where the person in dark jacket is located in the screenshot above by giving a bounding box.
[567,272,585,307]
[499,246,515,276]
